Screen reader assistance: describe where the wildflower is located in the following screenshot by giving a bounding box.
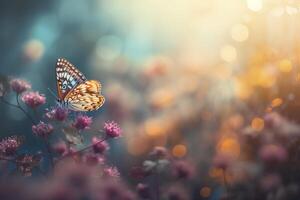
[149,146,168,158]
[172,160,195,179]
[104,121,122,138]
[10,79,31,94]
[92,137,109,154]
[213,154,233,170]
[73,115,92,130]
[165,185,188,200]
[32,122,53,138]
[53,141,68,155]
[260,173,281,191]
[0,136,23,156]
[259,144,287,164]
[130,166,150,179]
[83,153,103,166]
[16,153,41,176]
[103,167,120,178]
[136,183,151,199]
[21,91,46,108]
[45,106,68,121]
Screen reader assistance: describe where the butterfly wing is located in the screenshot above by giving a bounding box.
[65,80,105,111]
[56,58,87,100]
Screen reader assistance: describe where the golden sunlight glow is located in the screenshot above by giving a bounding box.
[231,24,249,42]
[247,0,263,12]
[220,45,237,63]
[251,117,264,132]
[271,98,283,107]
[217,137,240,158]
[172,144,187,158]
[200,186,212,198]
[23,39,44,61]
[278,59,292,73]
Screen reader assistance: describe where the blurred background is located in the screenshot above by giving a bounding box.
[1,0,300,199]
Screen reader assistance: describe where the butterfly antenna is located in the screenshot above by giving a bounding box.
[47,88,58,101]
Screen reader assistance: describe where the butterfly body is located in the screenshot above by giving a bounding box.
[56,58,105,112]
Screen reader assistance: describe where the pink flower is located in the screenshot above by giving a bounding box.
[260,173,281,191]
[21,91,46,108]
[104,121,122,138]
[53,141,68,155]
[10,79,31,94]
[32,122,53,138]
[259,144,287,164]
[92,137,109,154]
[172,160,195,179]
[45,106,68,121]
[149,146,168,158]
[103,166,120,178]
[83,153,104,166]
[213,154,233,170]
[73,115,92,130]
[136,183,151,199]
[0,136,23,156]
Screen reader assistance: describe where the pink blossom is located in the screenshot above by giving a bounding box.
[213,154,233,170]
[149,146,168,158]
[73,115,92,130]
[83,153,104,166]
[32,122,53,138]
[0,136,23,156]
[103,166,120,178]
[45,106,68,121]
[172,160,195,179]
[21,91,46,108]
[260,173,281,191]
[259,144,288,164]
[136,183,151,199]
[10,79,31,94]
[92,137,109,154]
[104,121,122,138]
[53,141,68,155]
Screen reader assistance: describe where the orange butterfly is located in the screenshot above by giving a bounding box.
[56,58,105,111]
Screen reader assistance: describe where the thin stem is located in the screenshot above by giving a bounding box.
[222,168,229,193]
[15,94,36,124]
[44,139,54,170]
[55,137,108,163]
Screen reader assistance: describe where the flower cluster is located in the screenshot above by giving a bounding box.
[32,122,53,138]
[21,91,46,108]
[10,79,31,94]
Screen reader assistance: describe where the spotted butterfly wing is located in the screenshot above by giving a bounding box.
[65,80,105,111]
[56,58,105,111]
[56,58,86,100]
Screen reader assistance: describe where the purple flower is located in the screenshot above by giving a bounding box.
[166,185,188,200]
[149,146,168,158]
[103,167,120,178]
[21,91,46,108]
[172,160,195,179]
[0,136,23,156]
[10,79,31,94]
[260,173,281,191]
[92,137,109,154]
[136,183,151,199]
[53,141,68,155]
[259,144,287,164]
[32,122,54,138]
[104,121,122,138]
[83,153,104,166]
[213,154,233,170]
[73,115,92,130]
[45,106,68,121]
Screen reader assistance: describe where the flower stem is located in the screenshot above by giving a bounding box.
[44,139,54,171]
[15,94,36,124]
[222,168,229,193]
[55,137,108,163]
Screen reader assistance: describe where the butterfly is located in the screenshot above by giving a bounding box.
[55,58,105,111]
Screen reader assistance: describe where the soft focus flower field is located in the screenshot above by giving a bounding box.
[1,0,300,200]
